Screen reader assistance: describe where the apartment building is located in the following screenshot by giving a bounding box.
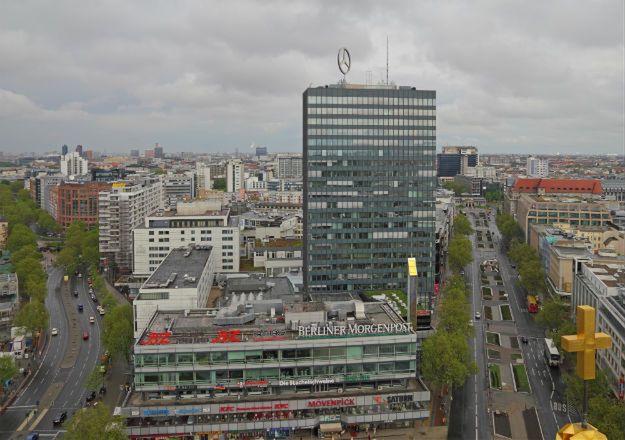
[253,238,303,277]
[133,200,240,275]
[572,258,625,399]
[277,155,303,179]
[99,176,164,274]
[226,159,245,193]
[49,181,111,228]
[60,151,89,177]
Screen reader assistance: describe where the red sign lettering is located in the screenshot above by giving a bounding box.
[274,403,289,410]
[307,398,355,408]
[219,405,235,413]
[211,329,241,343]
[140,331,172,345]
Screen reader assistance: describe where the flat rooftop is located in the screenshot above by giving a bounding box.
[142,246,212,290]
[137,297,410,346]
[586,263,625,288]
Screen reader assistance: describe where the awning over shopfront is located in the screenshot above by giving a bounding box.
[319,422,343,433]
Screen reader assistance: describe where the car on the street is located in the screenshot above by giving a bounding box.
[51,328,58,336]
[475,311,481,320]
[52,411,67,426]
[521,336,529,344]
[91,294,98,303]
[468,320,473,327]
[77,304,83,312]
[73,290,78,297]
[86,391,96,403]
[460,269,465,276]
[97,305,105,316]
[83,331,89,340]
[77,273,82,278]
[89,316,95,324]
[26,433,39,440]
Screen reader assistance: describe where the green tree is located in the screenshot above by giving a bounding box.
[535,297,570,332]
[563,369,625,438]
[85,366,105,392]
[213,177,226,191]
[37,210,60,232]
[0,356,18,387]
[496,213,524,250]
[448,235,473,272]
[9,180,24,194]
[442,180,468,196]
[421,331,477,388]
[453,213,473,236]
[10,245,41,266]
[14,301,49,334]
[6,224,37,252]
[102,304,133,360]
[518,259,546,294]
[81,229,100,269]
[64,403,126,440]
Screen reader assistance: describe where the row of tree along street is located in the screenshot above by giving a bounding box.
[422,212,476,390]
[53,221,131,437]
[496,212,625,437]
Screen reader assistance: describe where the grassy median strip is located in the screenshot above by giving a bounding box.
[486,332,501,346]
[501,305,512,321]
[512,364,530,392]
[489,364,502,389]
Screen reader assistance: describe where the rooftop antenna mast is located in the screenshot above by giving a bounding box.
[386,36,389,85]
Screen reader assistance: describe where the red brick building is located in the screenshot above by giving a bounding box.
[50,181,111,228]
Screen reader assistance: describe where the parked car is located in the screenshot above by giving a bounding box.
[91,294,98,303]
[521,336,529,344]
[73,290,78,298]
[475,311,481,320]
[77,304,83,312]
[85,391,96,403]
[83,331,89,340]
[89,316,95,324]
[77,273,82,278]
[26,433,39,440]
[51,328,58,336]
[52,411,67,426]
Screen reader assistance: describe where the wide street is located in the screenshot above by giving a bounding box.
[449,207,577,440]
[0,264,103,439]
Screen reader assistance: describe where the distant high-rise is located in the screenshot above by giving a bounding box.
[526,156,549,178]
[61,144,68,156]
[226,159,244,193]
[154,143,164,159]
[276,155,302,179]
[303,83,436,305]
[60,152,89,177]
[130,149,140,158]
[76,144,83,157]
[255,146,268,157]
[436,146,478,177]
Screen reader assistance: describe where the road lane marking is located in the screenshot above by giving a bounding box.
[28,408,49,431]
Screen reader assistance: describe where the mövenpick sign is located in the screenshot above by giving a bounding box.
[298,322,413,337]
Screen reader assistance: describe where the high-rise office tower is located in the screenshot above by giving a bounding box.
[154,143,164,159]
[436,145,478,177]
[61,144,68,156]
[303,84,436,307]
[76,144,83,157]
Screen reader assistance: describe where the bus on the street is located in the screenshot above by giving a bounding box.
[527,295,539,313]
[544,338,561,367]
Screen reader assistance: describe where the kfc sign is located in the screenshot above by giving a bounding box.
[140,331,172,345]
[307,398,355,408]
[211,330,241,343]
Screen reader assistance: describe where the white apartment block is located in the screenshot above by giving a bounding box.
[226,159,244,193]
[99,176,164,273]
[133,200,240,275]
[60,152,89,177]
[163,173,195,208]
[527,156,549,178]
[133,246,216,338]
[253,239,303,277]
[195,163,212,192]
[573,258,625,398]
[277,155,302,179]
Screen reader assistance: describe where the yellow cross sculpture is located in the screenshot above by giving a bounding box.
[556,305,611,440]
[561,305,611,381]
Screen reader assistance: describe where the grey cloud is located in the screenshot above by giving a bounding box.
[0,0,622,154]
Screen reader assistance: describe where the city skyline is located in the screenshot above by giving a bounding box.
[0,0,623,155]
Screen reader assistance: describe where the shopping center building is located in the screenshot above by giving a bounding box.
[120,292,431,439]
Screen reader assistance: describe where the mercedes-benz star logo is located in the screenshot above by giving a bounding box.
[337,47,351,75]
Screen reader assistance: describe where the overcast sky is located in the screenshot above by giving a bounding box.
[1,0,623,155]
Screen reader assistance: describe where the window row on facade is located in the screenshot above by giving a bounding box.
[307,139,436,147]
[136,361,417,386]
[306,95,434,106]
[307,117,435,126]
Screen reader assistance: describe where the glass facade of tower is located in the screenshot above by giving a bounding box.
[303,84,436,306]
